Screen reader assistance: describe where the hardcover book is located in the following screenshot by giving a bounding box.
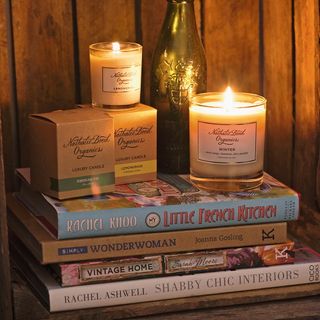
[16,168,299,239]
[12,239,320,312]
[7,194,288,264]
[54,241,295,286]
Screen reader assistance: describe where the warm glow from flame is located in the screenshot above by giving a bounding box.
[112,42,120,52]
[91,182,101,198]
[223,86,234,110]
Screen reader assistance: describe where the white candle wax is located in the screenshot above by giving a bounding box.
[89,42,142,106]
[190,92,266,179]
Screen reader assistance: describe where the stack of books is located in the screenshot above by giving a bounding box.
[7,168,320,312]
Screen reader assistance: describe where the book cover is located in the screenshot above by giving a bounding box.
[7,194,288,264]
[55,256,163,286]
[164,241,295,274]
[16,168,299,239]
[12,238,320,312]
[55,241,294,286]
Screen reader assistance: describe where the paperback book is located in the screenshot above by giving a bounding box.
[16,168,299,239]
[7,194,288,264]
[12,239,320,312]
[54,241,295,286]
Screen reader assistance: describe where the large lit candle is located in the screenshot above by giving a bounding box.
[189,88,266,191]
[89,42,142,107]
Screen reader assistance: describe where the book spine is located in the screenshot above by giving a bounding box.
[49,260,320,312]
[58,242,294,286]
[163,241,295,274]
[57,194,299,239]
[44,223,288,264]
[58,256,163,286]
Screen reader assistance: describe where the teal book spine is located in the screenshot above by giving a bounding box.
[51,173,299,239]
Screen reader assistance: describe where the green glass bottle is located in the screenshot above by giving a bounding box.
[150,0,207,174]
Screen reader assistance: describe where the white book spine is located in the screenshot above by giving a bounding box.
[49,261,320,312]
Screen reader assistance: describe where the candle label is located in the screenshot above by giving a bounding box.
[102,66,141,93]
[198,121,257,164]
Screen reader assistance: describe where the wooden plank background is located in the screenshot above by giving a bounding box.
[0,1,319,319]
[262,0,293,187]
[0,0,319,212]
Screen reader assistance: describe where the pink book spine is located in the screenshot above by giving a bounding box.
[57,242,294,286]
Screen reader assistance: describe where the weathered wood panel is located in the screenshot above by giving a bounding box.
[262,0,293,186]
[140,0,168,104]
[0,0,17,192]
[1,1,16,318]
[140,0,202,104]
[11,0,76,167]
[0,3,13,313]
[76,0,136,104]
[203,0,260,93]
[289,204,320,252]
[0,118,13,317]
[293,0,320,208]
[317,149,320,208]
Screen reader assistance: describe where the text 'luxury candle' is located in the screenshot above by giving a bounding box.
[189,87,266,191]
[89,42,142,108]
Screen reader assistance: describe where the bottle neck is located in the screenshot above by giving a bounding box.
[165,0,198,34]
[167,0,194,3]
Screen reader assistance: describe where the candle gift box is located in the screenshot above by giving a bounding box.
[29,108,115,200]
[80,104,157,185]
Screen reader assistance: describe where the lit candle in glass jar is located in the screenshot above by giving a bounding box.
[189,87,267,191]
[89,41,142,108]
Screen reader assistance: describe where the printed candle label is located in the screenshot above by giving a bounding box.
[102,66,141,93]
[198,121,257,164]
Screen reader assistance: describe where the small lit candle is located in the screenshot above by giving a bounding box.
[189,88,267,191]
[89,42,142,107]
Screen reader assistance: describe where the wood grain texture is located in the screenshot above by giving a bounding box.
[0,0,16,192]
[140,0,202,104]
[203,0,260,93]
[0,113,13,319]
[140,0,169,104]
[76,0,136,104]
[11,0,76,167]
[288,203,320,252]
[262,0,293,186]
[317,149,320,208]
[11,265,320,320]
[293,0,320,207]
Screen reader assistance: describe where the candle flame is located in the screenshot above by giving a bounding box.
[223,86,234,110]
[112,42,120,52]
[91,181,101,198]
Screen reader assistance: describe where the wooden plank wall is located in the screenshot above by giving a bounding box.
[0,0,319,212]
[0,1,319,318]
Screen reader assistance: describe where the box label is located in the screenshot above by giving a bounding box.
[50,172,115,192]
[115,160,156,178]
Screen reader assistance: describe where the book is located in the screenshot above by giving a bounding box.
[54,255,163,286]
[12,238,320,312]
[16,168,299,239]
[7,194,288,264]
[54,242,295,286]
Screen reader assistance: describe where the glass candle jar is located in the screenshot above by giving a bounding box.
[189,89,267,191]
[89,42,142,108]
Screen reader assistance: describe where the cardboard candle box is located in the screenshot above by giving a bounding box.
[29,108,115,199]
[80,103,157,185]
